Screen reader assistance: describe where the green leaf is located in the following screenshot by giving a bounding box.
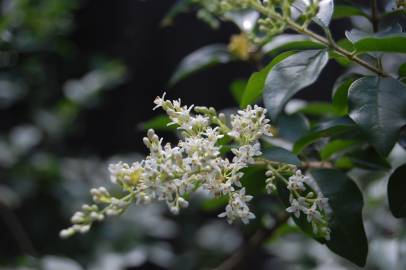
[276,113,310,142]
[230,79,246,104]
[333,5,368,19]
[240,167,267,195]
[332,75,360,115]
[297,102,340,117]
[262,146,301,166]
[399,62,406,82]
[161,0,193,26]
[138,115,175,131]
[293,117,356,154]
[201,195,228,211]
[339,147,391,171]
[169,44,233,86]
[293,0,334,28]
[346,25,406,53]
[263,49,329,121]
[310,169,368,267]
[240,51,295,108]
[263,34,324,56]
[320,139,359,161]
[348,76,406,156]
[388,164,406,218]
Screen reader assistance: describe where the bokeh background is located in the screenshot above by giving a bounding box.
[1,0,406,269]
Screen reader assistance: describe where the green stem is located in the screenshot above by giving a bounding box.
[248,0,387,77]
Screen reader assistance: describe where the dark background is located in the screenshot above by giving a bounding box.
[69,0,348,157]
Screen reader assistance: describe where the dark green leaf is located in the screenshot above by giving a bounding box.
[230,79,246,104]
[399,62,406,82]
[240,51,295,108]
[348,76,406,156]
[293,117,356,154]
[161,0,193,26]
[262,146,301,166]
[332,75,360,115]
[169,44,233,86]
[240,167,266,195]
[346,25,406,53]
[310,169,368,267]
[342,147,391,170]
[293,0,334,28]
[333,5,368,19]
[320,139,359,160]
[276,113,310,142]
[263,34,324,56]
[297,102,340,117]
[201,195,228,211]
[388,164,406,218]
[138,115,175,131]
[263,49,329,121]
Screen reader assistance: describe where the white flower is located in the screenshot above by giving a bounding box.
[287,170,307,192]
[231,142,262,165]
[228,105,272,144]
[305,203,323,223]
[286,196,306,218]
[62,94,275,237]
[153,92,167,110]
[218,188,255,224]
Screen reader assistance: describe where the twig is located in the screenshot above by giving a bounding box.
[249,0,388,77]
[370,0,380,33]
[0,202,38,257]
[214,212,289,270]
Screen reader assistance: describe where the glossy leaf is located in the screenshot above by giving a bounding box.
[333,5,368,19]
[297,102,340,117]
[263,34,324,56]
[276,113,310,142]
[310,169,368,267]
[292,0,334,28]
[388,164,406,218]
[263,49,329,121]
[293,117,356,154]
[399,62,406,82]
[320,139,359,161]
[138,115,175,131]
[240,51,294,108]
[332,75,360,115]
[346,25,406,53]
[230,79,246,104]
[348,77,406,156]
[339,147,391,171]
[262,146,301,166]
[169,44,233,86]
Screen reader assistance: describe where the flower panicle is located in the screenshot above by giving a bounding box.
[60,93,273,238]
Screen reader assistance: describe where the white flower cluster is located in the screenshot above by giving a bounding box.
[284,170,330,240]
[61,93,273,238]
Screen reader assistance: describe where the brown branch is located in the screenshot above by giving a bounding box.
[302,161,333,169]
[371,0,380,33]
[214,212,289,270]
[0,202,38,257]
